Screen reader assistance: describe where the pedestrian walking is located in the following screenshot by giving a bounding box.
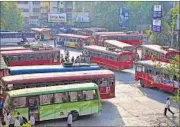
[71,56,75,63]
[0,98,3,118]
[14,117,20,127]
[61,58,65,64]
[9,112,15,127]
[164,97,174,116]
[30,113,35,127]
[17,112,23,126]
[67,112,72,127]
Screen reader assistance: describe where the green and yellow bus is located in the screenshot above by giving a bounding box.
[3,83,102,122]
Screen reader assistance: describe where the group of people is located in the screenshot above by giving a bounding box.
[60,48,91,64]
[2,112,35,127]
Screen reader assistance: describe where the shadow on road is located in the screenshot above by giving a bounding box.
[36,100,125,126]
[138,87,179,109]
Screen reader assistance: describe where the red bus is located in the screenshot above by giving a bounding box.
[141,45,180,62]
[1,70,115,99]
[135,60,179,94]
[104,40,138,61]
[82,45,134,70]
[93,32,144,46]
[55,34,95,48]
[1,49,60,66]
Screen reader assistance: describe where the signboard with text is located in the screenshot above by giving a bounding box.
[153,5,162,19]
[152,19,162,32]
[72,12,90,22]
[48,13,66,22]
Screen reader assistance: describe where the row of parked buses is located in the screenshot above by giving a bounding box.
[0,43,117,123]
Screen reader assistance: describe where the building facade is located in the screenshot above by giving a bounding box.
[16,1,41,26]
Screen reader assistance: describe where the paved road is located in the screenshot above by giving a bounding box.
[35,44,179,126]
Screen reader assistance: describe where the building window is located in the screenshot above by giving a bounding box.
[23,9,29,12]
[33,8,40,12]
[17,1,28,4]
[33,1,40,4]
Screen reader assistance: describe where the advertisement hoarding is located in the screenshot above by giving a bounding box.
[119,7,129,29]
[72,12,90,22]
[48,13,66,22]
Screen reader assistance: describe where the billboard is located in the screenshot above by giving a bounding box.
[152,19,162,33]
[72,12,90,22]
[119,7,129,29]
[48,13,66,22]
[153,5,162,19]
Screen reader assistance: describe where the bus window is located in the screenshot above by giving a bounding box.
[136,66,143,72]
[83,90,94,100]
[40,94,53,105]
[12,97,26,108]
[69,91,78,102]
[77,91,84,101]
[108,78,114,87]
[12,56,18,61]
[119,55,131,62]
[61,92,70,103]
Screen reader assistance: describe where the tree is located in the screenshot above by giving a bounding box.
[0,2,24,31]
[91,2,123,31]
[126,1,156,31]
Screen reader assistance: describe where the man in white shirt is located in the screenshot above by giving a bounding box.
[30,113,35,127]
[67,112,72,127]
[164,97,174,116]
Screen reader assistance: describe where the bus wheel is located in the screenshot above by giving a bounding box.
[140,80,144,87]
[71,111,79,121]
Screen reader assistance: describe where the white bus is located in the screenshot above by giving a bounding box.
[0,32,35,45]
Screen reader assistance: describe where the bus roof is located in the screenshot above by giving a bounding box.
[2,70,114,84]
[84,27,107,32]
[104,40,133,49]
[9,64,99,70]
[0,47,26,51]
[56,34,91,39]
[31,28,51,32]
[136,60,170,68]
[7,83,98,97]
[142,45,179,54]
[94,32,124,36]
[84,45,123,55]
[1,49,59,56]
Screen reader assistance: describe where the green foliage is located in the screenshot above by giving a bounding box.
[0,2,24,31]
[91,2,122,31]
[127,1,155,30]
[149,18,171,45]
[167,3,180,29]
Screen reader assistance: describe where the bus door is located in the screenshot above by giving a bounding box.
[28,96,40,121]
